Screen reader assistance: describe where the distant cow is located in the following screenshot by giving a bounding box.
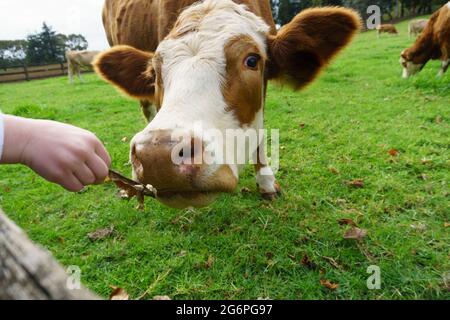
[400,3,450,78]
[408,19,428,38]
[65,50,101,83]
[376,24,399,38]
[95,0,361,209]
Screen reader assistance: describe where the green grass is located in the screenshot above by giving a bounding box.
[0,17,448,300]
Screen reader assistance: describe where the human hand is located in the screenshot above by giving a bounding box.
[1,115,111,192]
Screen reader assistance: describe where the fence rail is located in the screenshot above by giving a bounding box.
[0,63,69,83]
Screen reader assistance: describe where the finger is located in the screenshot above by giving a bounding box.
[73,163,97,186]
[86,154,109,184]
[95,142,112,168]
[61,173,84,192]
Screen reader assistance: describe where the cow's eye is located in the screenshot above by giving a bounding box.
[244,54,260,70]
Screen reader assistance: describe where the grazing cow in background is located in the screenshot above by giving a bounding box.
[408,19,428,38]
[95,0,360,208]
[65,50,101,83]
[376,24,399,38]
[400,3,450,78]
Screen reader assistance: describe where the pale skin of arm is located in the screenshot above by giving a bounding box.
[1,115,111,192]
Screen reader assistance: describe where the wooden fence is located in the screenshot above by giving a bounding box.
[0,62,69,83]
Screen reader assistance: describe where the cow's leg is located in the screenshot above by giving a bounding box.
[77,67,84,82]
[140,100,157,122]
[254,147,281,201]
[68,62,74,84]
[438,59,449,77]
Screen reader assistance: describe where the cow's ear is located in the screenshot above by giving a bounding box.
[267,7,361,90]
[93,45,155,99]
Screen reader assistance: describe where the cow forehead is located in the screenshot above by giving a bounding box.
[156,0,270,65]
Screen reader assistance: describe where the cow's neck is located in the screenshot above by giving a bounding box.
[409,32,439,64]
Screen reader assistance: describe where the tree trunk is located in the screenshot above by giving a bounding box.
[0,210,99,300]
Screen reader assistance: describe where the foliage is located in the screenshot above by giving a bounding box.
[271,0,448,25]
[0,40,27,69]
[0,23,89,68]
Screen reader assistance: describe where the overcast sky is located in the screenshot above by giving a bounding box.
[0,0,109,50]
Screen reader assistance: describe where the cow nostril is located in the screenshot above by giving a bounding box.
[179,149,184,158]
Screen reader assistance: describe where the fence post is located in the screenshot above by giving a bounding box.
[23,63,29,81]
[0,209,100,300]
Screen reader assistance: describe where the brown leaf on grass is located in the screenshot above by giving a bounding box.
[328,167,340,175]
[301,254,318,270]
[322,256,343,270]
[388,149,399,157]
[109,287,129,300]
[153,295,171,300]
[338,218,357,227]
[108,170,157,210]
[444,223,450,228]
[320,279,339,290]
[299,123,306,129]
[344,227,368,240]
[88,226,114,241]
[241,187,251,194]
[347,179,364,188]
[204,255,215,269]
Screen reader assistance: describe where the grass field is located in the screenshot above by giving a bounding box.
[0,17,449,300]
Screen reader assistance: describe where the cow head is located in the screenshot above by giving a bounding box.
[95,0,360,208]
[400,49,426,78]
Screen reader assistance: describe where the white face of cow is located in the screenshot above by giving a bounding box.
[94,0,361,208]
[400,50,424,78]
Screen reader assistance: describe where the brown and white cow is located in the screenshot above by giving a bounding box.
[94,0,360,208]
[408,19,428,38]
[400,3,450,78]
[376,24,399,38]
[65,50,101,83]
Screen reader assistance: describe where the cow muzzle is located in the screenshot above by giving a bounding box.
[130,129,238,208]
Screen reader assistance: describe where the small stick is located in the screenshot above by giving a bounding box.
[107,170,157,210]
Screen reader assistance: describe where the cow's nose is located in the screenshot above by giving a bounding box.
[130,130,203,190]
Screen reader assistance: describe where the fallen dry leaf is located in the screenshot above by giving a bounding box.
[241,187,251,194]
[347,179,364,188]
[301,254,318,270]
[153,295,171,300]
[322,256,343,270]
[344,227,368,240]
[388,149,399,157]
[320,279,339,290]
[328,167,340,175]
[108,170,157,210]
[88,226,114,241]
[204,255,215,269]
[299,123,306,129]
[121,137,128,142]
[410,222,427,232]
[444,223,450,228]
[338,218,357,227]
[109,287,129,300]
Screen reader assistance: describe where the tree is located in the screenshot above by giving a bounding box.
[24,23,89,65]
[57,34,89,51]
[0,40,27,68]
[26,23,65,64]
